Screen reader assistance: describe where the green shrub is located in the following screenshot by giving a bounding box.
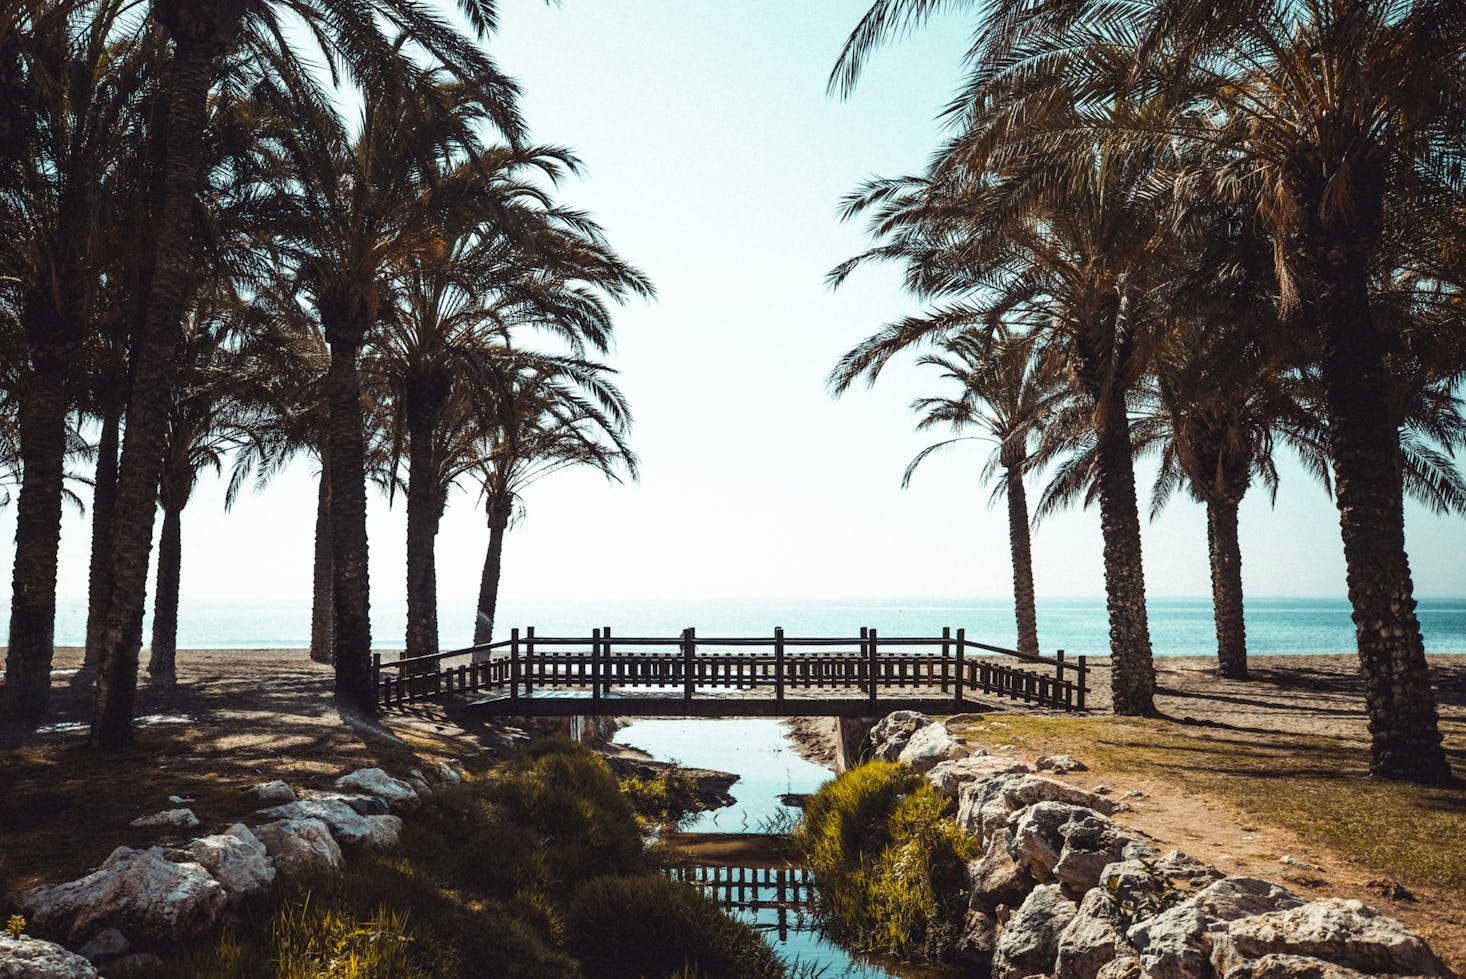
[793,761,976,962]
[621,767,703,829]
[566,874,785,979]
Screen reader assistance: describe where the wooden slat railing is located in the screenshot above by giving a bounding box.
[374,627,1089,713]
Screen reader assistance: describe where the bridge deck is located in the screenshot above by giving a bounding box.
[375,627,1089,715]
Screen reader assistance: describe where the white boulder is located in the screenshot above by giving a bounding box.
[333,768,420,811]
[897,722,972,773]
[1222,954,1372,979]
[127,808,200,831]
[869,710,930,761]
[926,754,1032,797]
[992,883,1077,979]
[0,933,99,979]
[1210,898,1450,978]
[251,780,295,805]
[250,817,344,880]
[19,846,226,945]
[1036,754,1088,773]
[1054,889,1130,979]
[1129,876,1305,979]
[258,798,376,846]
[437,760,463,783]
[185,824,275,905]
[957,773,1118,844]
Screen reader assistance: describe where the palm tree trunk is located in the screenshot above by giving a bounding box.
[1,357,70,727]
[1318,265,1448,782]
[1094,392,1156,715]
[90,35,220,749]
[473,496,510,648]
[148,503,182,676]
[403,405,439,663]
[1004,464,1040,657]
[84,402,120,668]
[1206,498,1247,680]
[324,333,373,712]
[310,453,334,665]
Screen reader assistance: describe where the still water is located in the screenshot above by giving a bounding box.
[613,718,950,979]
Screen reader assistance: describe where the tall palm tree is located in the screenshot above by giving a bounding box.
[88,0,525,747]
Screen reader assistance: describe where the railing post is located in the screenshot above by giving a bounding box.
[683,627,696,700]
[774,626,785,709]
[867,627,878,713]
[954,628,966,709]
[510,627,520,701]
[525,626,535,696]
[591,628,602,700]
[1055,649,1065,708]
[372,653,381,705]
[940,627,951,693]
[1077,655,1087,710]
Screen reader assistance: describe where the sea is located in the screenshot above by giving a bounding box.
[33,594,1466,656]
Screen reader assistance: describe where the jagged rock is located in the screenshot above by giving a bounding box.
[76,927,128,963]
[1095,955,1145,979]
[0,933,99,978]
[1222,954,1371,979]
[992,884,1077,979]
[896,722,971,773]
[1280,855,1325,873]
[258,798,379,846]
[437,760,463,783]
[333,768,419,811]
[251,781,295,805]
[299,791,389,816]
[1054,889,1130,979]
[1036,754,1088,773]
[1129,876,1306,979]
[869,710,931,761]
[1100,849,1224,913]
[957,773,1118,844]
[969,827,1037,916]
[127,808,200,831]
[185,824,275,906]
[19,846,226,945]
[1122,790,1148,800]
[1008,801,1095,882]
[1210,898,1450,978]
[1055,813,1153,894]
[250,818,344,880]
[409,777,433,798]
[957,908,1001,961]
[362,814,404,849]
[926,754,1032,797]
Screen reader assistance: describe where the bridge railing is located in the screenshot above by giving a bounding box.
[374,626,1089,712]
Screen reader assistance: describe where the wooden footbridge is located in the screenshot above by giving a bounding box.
[374,627,1088,716]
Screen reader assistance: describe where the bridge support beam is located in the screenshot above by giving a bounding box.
[832,716,879,773]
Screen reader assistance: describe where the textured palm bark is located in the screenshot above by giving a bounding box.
[473,494,511,647]
[324,336,374,712]
[1094,393,1156,715]
[1317,264,1448,782]
[309,458,334,665]
[403,402,440,664]
[1004,465,1040,657]
[1206,499,1248,680]
[148,504,183,675]
[84,405,120,667]
[91,35,221,748]
[1,361,70,726]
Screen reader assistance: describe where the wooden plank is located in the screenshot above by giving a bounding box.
[955,629,966,708]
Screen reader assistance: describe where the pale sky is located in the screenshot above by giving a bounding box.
[4,1,1465,615]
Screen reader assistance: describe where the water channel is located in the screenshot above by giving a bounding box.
[611,718,954,979]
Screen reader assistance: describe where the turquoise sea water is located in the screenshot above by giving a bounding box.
[34,594,1466,656]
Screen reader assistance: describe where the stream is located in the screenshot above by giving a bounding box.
[611,718,953,979]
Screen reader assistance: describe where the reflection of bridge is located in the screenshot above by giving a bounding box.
[665,862,814,943]
[375,627,1089,715]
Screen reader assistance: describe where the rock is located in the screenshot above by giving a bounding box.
[76,927,128,963]
[0,933,100,978]
[437,760,463,783]
[251,780,295,805]
[1036,754,1088,773]
[992,884,1077,979]
[299,791,389,816]
[1211,898,1450,978]
[926,754,1033,797]
[957,908,1001,961]
[258,798,380,846]
[1054,889,1130,979]
[869,710,930,761]
[968,827,1037,916]
[1280,855,1325,872]
[1129,876,1306,979]
[1008,801,1094,882]
[186,824,275,906]
[1122,790,1148,800]
[896,721,971,773]
[127,808,200,831]
[1056,813,1152,895]
[250,818,344,880]
[333,768,419,811]
[957,773,1118,844]
[362,814,404,850]
[166,795,194,805]
[19,846,226,945]
[409,777,433,798]
[1100,849,1224,914]
[1362,878,1415,903]
[1095,956,1145,979]
[1093,785,1111,795]
[1222,954,1370,979]
[944,712,986,727]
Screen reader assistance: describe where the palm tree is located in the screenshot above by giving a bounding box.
[470,360,638,647]
[88,0,525,747]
